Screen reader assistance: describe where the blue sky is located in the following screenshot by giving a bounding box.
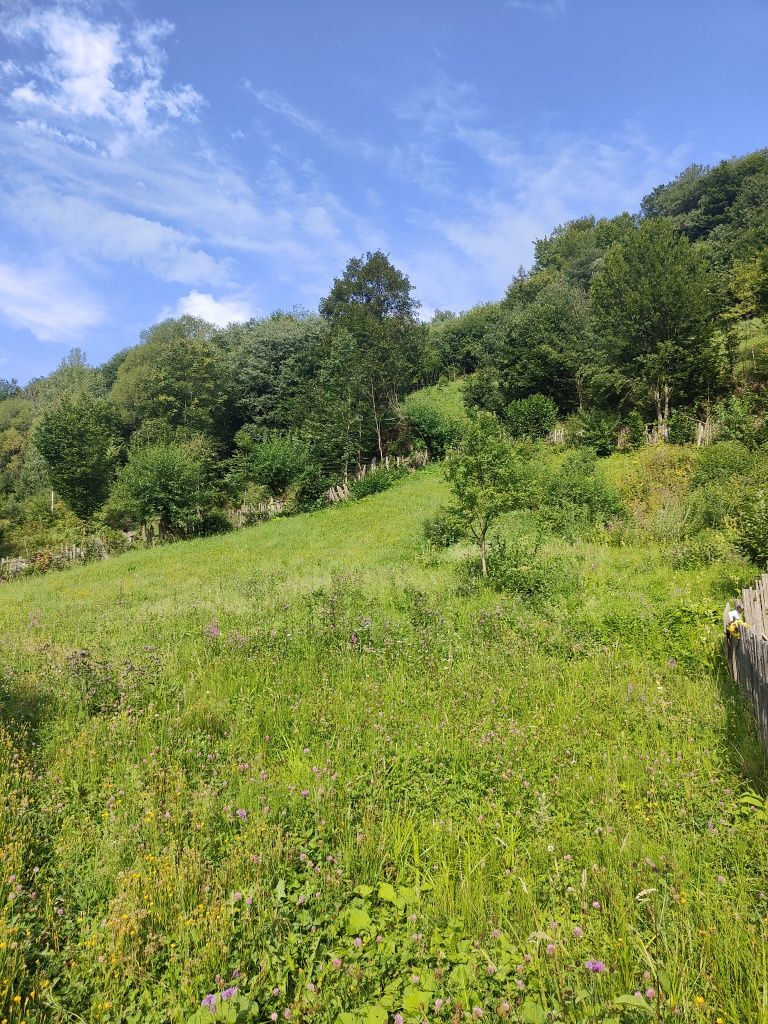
[0,0,766,383]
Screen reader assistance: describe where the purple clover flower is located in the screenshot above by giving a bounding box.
[585,960,607,973]
[201,992,218,1014]
[235,808,248,820]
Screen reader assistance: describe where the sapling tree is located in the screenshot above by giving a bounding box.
[444,412,533,576]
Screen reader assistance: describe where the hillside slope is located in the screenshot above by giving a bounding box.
[1,462,767,1024]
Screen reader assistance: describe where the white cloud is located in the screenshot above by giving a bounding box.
[174,290,259,326]
[10,187,230,286]
[0,262,104,341]
[0,8,203,144]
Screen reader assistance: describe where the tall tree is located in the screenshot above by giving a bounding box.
[320,252,425,459]
[35,394,119,519]
[110,317,233,439]
[590,219,720,418]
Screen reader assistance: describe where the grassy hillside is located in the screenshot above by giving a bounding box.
[1,459,767,1024]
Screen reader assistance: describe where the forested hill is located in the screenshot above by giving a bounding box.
[1,147,768,558]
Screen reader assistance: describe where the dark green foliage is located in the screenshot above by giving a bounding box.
[590,219,720,416]
[475,536,577,602]
[505,394,558,439]
[110,317,233,438]
[229,427,313,498]
[35,393,119,518]
[425,303,500,377]
[320,250,419,323]
[542,449,625,536]
[348,466,407,499]
[108,442,214,536]
[534,213,636,290]
[667,408,697,445]
[477,273,589,412]
[569,408,621,455]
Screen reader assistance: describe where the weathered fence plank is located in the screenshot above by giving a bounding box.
[725,572,768,755]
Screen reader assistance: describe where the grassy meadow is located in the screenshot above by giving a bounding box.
[1,455,767,1023]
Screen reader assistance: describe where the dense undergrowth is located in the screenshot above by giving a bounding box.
[1,452,767,1024]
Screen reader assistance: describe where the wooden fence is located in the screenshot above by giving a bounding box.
[325,450,429,503]
[724,573,768,754]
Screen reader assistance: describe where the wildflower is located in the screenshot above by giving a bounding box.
[332,957,342,969]
[572,926,583,939]
[584,960,607,973]
[694,996,705,1006]
[353,937,362,948]
[204,620,220,638]
[394,1015,404,1024]
[546,943,556,955]
[270,1015,278,1022]
[498,1001,510,1018]
[643,970,651,981]
[221,987,238,1000]
[434,998,444,1011]
[646,988,656,999]
[235,809,248,821]
[472,1009,484,1019]
[233,891,243,901]
[591,901,601,910]
[411,974,420,985]
[491,928,501,939]
[307,982,316,993]
[201,993,218,1014]
[487,964,497,975]
[284,1010,291,1020]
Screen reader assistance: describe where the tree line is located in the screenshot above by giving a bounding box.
[1,148,767,556]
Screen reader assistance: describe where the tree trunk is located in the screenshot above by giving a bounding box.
[479,529,488,577]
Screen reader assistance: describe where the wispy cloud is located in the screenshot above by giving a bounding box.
[0,261,104,341]
[505,0,569,15]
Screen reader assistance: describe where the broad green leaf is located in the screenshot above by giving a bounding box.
[613,995,653,1013]
[347,907,372,933]
[378,882,399,904]
[521,1000,547,1024]
[402,989,432,1013]
[363,1006,388,1024]
[355,884,374,898]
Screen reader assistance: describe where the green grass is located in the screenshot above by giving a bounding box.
[1,459,767,1024]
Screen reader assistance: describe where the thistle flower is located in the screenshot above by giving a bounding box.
[585,960,607,973]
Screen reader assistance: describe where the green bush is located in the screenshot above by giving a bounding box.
[457,535,577,602]
[735,488,768,567]
[667,408,697,444]
[401,383,468,457]
[348,466,407,499]
[542,450,625,537]
[504,394,558,439]
[623,410,646,448]
[568,408,621,455]
[691,440,752,487]
[422,507,465,548]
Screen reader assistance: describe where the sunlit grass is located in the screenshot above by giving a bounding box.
[0,457,766,1023]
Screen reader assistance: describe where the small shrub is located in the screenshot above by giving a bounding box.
[456,535,577,602]
[401,383,468,457]
[670,529,736,568]
[667,408,697,444]
[568,408,621,455]
[734,488,768,567]
[505,394,558,439]
[542,450,625,537]
[691,440,752,487]
[348,466,407,499]
[422,507,465,548]
[624,410,646,449]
